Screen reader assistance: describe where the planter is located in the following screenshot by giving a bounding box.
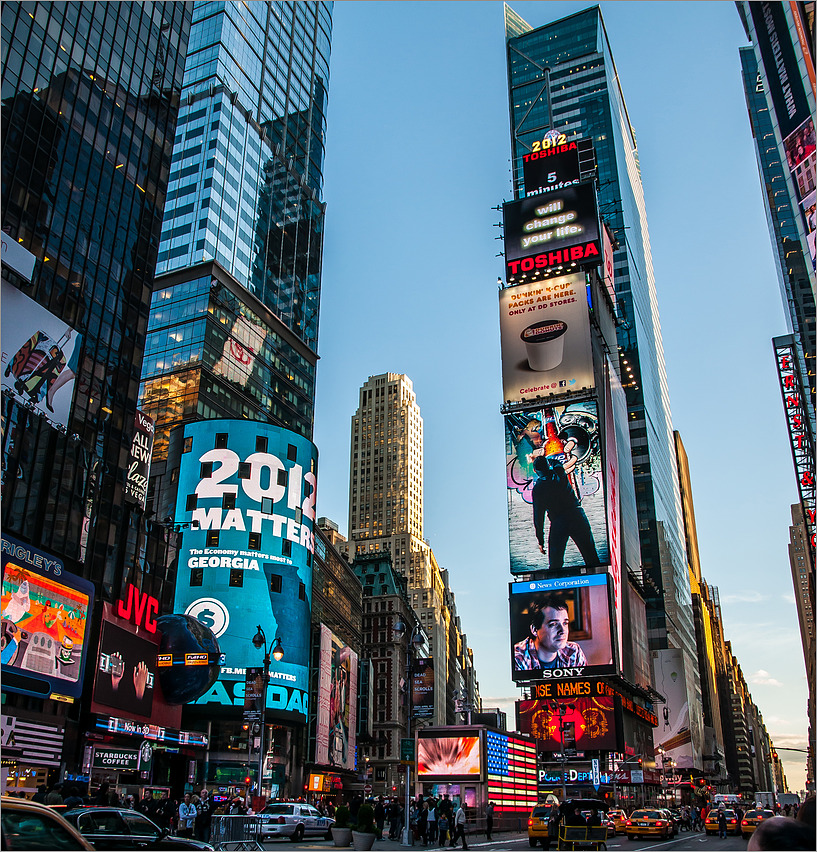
[331,826,353,847]
[351,830,377,850]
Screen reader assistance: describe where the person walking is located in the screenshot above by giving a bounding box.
[717,809,727,840]
[178,793,198,839]
[485,801,495,842]
[437,811,450,847]
[375,797,386,840]
[427,799,437,844]
[451,804,468,850]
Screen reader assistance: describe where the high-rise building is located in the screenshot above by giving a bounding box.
[139,1,331,462]
[504,4,703,766]
[1,1,192,786]
[345,373,479,726]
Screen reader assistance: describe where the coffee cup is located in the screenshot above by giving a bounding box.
[521,319,568,370]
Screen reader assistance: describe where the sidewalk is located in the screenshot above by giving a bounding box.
[258,829,524,851]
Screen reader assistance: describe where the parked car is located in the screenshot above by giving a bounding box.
[704,808,740,836]
[740,808,776,840]
[1,796,94,850]
[624,808,673,840]
[527,802,559,848]
[63,807,214,850]
[258,802,335,841]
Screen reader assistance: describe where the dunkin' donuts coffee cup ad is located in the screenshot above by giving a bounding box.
[499,274,594,404]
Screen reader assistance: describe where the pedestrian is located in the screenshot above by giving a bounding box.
[137,791,154,816]
[427,799,437,844]
[418,800,429,845]
[196,789,216,842]
[389,798,402,839]
[44,783,64,805]
[31,785,47,804]
[375,797,386,840]
[717,809,727,840]
[437,811,449,847]
[451,804,468,850]
[178,793,198,838]
[485,801,494,841]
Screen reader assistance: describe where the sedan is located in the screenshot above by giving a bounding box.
[63,807,214,850]
[625,809,672,840]
[740,808,776,839]
[258,802,335,841]
[1,796,94,850]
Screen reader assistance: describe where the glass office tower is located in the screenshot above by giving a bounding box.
[139,2,331,459]
[1,0,191,777]
[504,5,703,765]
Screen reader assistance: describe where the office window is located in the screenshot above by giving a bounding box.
[229,569,243,587]
[215,432,228,449]
[249,532,261,550]
[190,568,203,586]
[270,574,282,593]
[206,531,219,548]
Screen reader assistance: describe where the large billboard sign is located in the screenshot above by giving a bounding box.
[651,648,702,770]
[124,411,155,510]
[503,182,600,283]
[412,657,435,720]
[1,281,83,430]
[509,575,614,682]
[316,624,358,770]
[93,619,157,717]
[417,735,482,779]
[505,401,608,574]
[173,420,318,721]
[517,695,619,752]
[1,534,94,699]
[498,274,594,404]
[521,139,581,198]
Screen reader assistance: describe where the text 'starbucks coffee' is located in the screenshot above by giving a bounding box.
[521,319,568,370]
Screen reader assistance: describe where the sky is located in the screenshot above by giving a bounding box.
[311,1,810,793]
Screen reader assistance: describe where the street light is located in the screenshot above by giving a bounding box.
[394,618,423,847]
[251,626,284,800]
[547,701,576,802]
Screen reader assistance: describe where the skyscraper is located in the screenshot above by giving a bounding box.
[1,0,191,781]
[504,5,703,766]
[139,1,331,463]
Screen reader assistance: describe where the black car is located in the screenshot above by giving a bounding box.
[63,808,214,850]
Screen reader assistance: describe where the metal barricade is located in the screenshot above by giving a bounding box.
[211,815,264,851]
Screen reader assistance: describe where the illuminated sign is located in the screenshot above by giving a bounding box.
[95,714,208,747]
[504,182,600,284]
[774,338,815,552]
[93,620,157,717]
[308,773,326,792]
[116,583,159,633]
[1,534,94,699]
[522,141,580,199]
[538,766,612,786]
[510,575,614,683]
[417,735,481,779]
[124,411,155,510]
[517,696,619,752]
[528,678,658,727]
[412,657,434,720]
[316,626,358,771]
[173,420,317,721]
[485,730,539,812]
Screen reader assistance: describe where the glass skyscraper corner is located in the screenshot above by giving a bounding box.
[504,4,703,764]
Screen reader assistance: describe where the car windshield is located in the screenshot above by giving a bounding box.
[263,804,294,815]
[631,810,661,819]
[531,806,555,817]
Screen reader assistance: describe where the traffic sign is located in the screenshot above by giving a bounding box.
[591,758,600,790]
[364,783,373,794]
[400,738,415,761]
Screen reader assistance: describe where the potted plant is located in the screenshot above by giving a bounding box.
[331,805,353,847]
[352,803,377,851]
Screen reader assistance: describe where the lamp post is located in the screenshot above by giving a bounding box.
[394,618,423,847]
[251,626,283,801]
[548,701,575,802]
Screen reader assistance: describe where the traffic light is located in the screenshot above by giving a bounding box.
[245,777,251,785]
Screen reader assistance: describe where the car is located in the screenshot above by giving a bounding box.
[527,802,559,848]
[607,809,627,833]
[704,808,740,836]
[658,808,678,836]
[0,795,95,850]
[624,808,673,840]
[258,802,335,841]
[63,807,214,850]
[740,808,776,839]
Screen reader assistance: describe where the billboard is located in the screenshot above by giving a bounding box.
[173,420,318,721]
[1,534,94,699]
[506,400,608,574]
[503,182,600,283]
[521,139,580,198]
[212,312,267,387]
[1,281,83,429]
[498,274,594,404]
[517,695,619,752]
[651,648,702,770]
[92,617,157,717]
[124,410,155,510]
[316,624,358,770]
[603,358,623,663]
[412,657,435,720]
[509,574,614,682]
[417,735,481,779]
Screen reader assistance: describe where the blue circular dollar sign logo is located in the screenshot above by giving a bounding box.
[185,598,229,638]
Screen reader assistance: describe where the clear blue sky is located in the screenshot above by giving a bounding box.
[312,1,808,792]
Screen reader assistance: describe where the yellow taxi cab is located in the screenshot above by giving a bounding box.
[704,808,740,836]
[740,808,776,839]
[624,808,672,840]
[608,809,628,833]
[527,802,559,848]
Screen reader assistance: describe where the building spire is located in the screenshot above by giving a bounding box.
[504,3,532,39]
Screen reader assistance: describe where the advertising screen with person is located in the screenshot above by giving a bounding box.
[315,624,358,771]
[93,620,157,717]
[506,401,608,574]
[509,575,615,682]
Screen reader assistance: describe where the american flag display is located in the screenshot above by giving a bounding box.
[485,730,539,812]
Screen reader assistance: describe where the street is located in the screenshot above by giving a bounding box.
[255,829,750,851]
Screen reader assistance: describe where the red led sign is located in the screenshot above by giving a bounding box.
[116,583,159,633]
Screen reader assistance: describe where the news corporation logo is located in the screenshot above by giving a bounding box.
[185,598,230,638]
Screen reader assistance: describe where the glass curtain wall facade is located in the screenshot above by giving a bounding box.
[139,1,331,455]
[1,1,190,601]
[504,5,701,741]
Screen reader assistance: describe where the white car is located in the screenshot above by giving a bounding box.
[259,802,335,841]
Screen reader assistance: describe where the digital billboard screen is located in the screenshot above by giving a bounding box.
[417,735,481,779]
[172,420,318,721]
[521,140,580,199]
[503,182,600,282]
[509,574,614,682]
[93,619,156,717]
[1,281,83,429]
[517,695,619,752]
[505,400,608,574]
[1,534,94,699]
[498,273,594,404]
[412,657,435,720]
[316,624,358,771]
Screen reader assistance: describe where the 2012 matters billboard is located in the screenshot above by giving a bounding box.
[172,420,317,721]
